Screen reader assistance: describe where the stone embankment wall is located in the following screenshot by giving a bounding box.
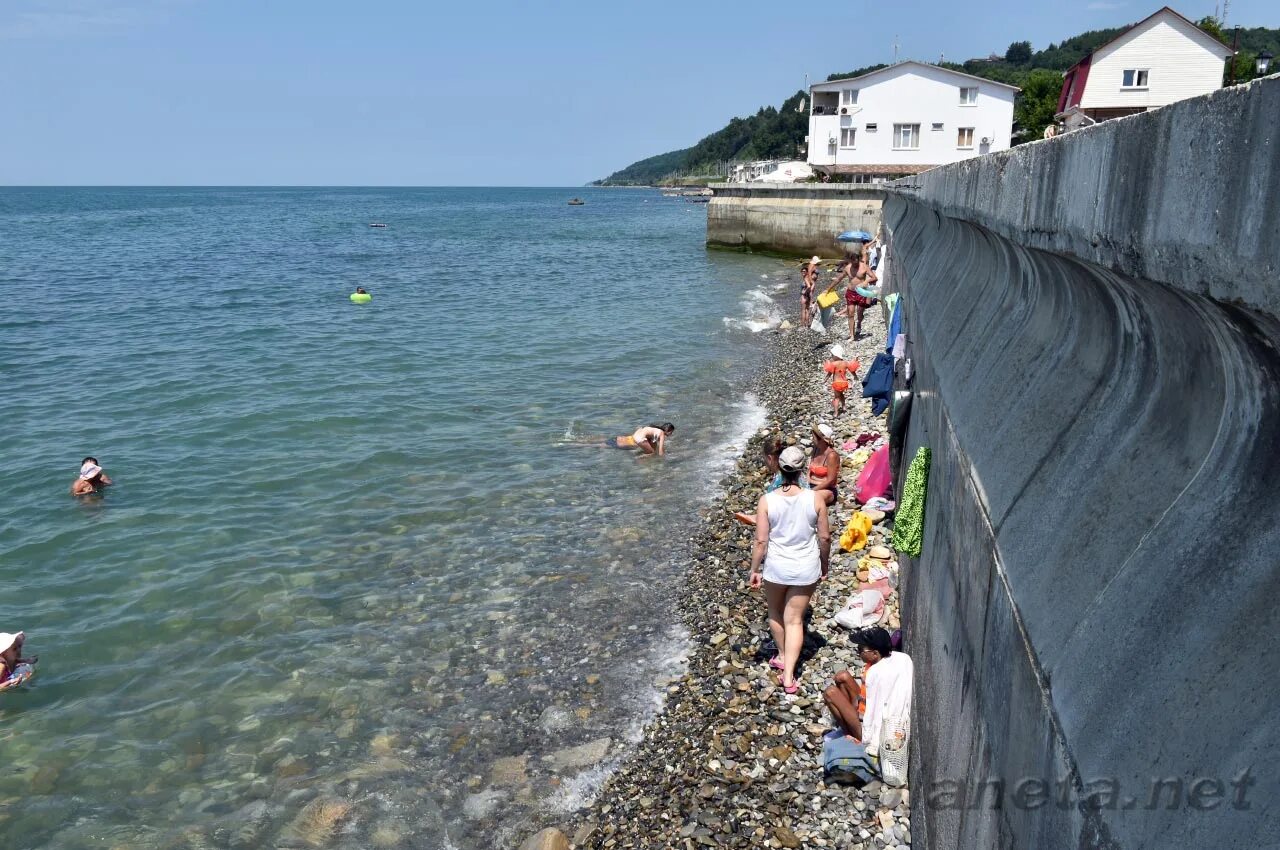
[706,184,882,258]
[888,76,1280,849]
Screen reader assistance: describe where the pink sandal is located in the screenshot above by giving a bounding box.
[768,656,784,671]
[783,677,800,695]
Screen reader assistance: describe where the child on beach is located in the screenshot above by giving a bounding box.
[823,345,860,416]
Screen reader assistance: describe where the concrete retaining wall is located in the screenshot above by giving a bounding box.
[890,75,1280,849]
[706,183,882,258]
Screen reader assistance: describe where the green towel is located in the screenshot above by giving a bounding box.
[891,447,931,557]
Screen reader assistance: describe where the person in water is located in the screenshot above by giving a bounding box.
[355,286,368,295]
[71,457,112,496]
[612,423,675,456]
[0,632,36,684]
[808,424,840,506]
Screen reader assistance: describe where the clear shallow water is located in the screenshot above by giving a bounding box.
[0,187,786,849]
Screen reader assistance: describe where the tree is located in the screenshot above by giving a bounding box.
[1197,16,1228,44]
[1013,69,1065,143]
[1005,41,1033,65]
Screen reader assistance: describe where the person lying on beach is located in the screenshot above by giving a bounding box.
[808,424,840,506]
[71,457,112,496]
[823,627,912,747]
[0,632,37,685]
[611,423,675,456]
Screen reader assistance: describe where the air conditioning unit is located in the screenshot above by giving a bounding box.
[840,107,849,115]
[980,136,991,145]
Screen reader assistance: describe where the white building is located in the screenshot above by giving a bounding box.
[807,62,1018,183]
[1056,6,1233,131]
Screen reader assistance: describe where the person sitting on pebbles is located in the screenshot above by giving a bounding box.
[822,627,913,745]
[71,457,112,496]
[808,424,841,506]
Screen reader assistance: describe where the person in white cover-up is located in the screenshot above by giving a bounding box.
[749,446,831,694]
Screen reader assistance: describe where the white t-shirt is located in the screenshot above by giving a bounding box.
[761,489,820,585]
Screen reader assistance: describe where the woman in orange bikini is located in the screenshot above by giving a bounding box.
[808,423,841,506]
[823,344,860,416]
[611,423,675,456]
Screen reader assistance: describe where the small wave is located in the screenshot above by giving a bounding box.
[722,317,775,334]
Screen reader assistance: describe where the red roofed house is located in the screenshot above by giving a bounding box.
[1056,6,1233,132]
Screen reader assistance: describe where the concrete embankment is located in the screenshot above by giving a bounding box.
[707,184,882,258]
[888,75,1280,849]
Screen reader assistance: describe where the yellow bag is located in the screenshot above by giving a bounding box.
[817,287,840,309]
[839,512,873,552]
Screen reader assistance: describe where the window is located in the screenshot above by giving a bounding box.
[841,89,859,106]
[957,127,975,148]
[865,123,878,131]
[959,87,978,105]
[893,123,920,149]
[932,122,944,131]
[1121,69,1149,88]
[840,127,857,148]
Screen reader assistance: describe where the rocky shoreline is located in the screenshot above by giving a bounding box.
[519,295,912,849]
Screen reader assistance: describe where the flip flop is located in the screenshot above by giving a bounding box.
[733,511,757,526]
[783,677,800,695]
[768,656,784,671]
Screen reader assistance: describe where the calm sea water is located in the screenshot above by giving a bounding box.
[0,187,790,849]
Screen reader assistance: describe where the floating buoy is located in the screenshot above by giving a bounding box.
[350,292,372,304]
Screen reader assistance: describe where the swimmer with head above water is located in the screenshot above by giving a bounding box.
[71,457,112,496]
[0,631,37,690]
[611,423,675,456]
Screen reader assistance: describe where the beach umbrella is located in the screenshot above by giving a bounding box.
[836,230,873,243]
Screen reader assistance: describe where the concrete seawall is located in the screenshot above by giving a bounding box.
[889,75,1280,848]
[706,184,882,257]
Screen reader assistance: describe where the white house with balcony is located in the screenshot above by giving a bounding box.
[1055,6,1233,132]
[807,61,1018,183]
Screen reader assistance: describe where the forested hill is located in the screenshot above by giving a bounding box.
[594,18,1279,186]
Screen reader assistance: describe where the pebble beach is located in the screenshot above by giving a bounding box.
[518,274,912,849]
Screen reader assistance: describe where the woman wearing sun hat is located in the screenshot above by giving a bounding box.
[70,457,112,496]
[809,424,841,506]
[749,446,831,694]
[0,632,37,690]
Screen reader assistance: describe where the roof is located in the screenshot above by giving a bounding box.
[812,61,1022,93]
[1061,6,1235,76]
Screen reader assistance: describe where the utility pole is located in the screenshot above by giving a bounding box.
[1222,0,1230,27]
[894,36,900,63]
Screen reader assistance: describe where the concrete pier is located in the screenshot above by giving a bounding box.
[706,183,882,257]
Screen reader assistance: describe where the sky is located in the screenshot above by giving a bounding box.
[1,0,1272,185]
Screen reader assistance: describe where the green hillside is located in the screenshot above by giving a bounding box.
[595,17,1277,185]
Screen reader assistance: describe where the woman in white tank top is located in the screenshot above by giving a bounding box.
[749,446,831,694]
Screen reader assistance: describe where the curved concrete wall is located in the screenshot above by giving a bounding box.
[890,76,1280,849]
[706,184,881,257]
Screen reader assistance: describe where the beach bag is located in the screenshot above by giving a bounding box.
[816,287,840,309]
[855,445,891,503]
[822,732,879,787]
[878,714,911,787]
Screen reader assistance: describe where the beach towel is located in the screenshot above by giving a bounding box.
[891,447,931,557]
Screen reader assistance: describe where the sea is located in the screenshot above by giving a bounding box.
[0,187,795,849]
